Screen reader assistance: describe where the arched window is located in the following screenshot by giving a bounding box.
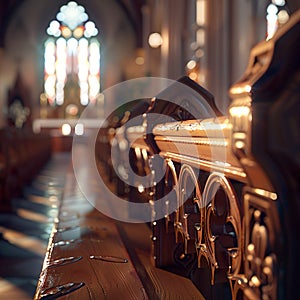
[44,1,100,107]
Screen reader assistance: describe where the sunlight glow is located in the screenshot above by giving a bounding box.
[44,1,100,108]
[62,123,72,135]
[266,3,289,40]
[148,33,163,48]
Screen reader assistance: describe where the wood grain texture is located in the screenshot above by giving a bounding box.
[34,159,147,300]
[35,148,204,299]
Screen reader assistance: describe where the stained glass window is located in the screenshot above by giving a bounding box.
[44,1,100,107]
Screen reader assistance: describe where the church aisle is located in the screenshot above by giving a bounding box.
[0,147,204,299]
[34,144,204,300]
[0,153,70,300]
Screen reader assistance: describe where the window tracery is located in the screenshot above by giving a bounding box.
[44,1,100,108]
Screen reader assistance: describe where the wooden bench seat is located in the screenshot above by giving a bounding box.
[0,126,51,212]
[34,145,205,299]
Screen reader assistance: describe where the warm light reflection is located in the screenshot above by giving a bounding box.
[62,123,72,135]
[61,26,72,38]
[187,0,207,84]
[230,84,251,95]
[253,188,277,200]
[229,106,250,117]
[277,10,289,25]
[148,33,163,48]
[197,29,205,47]
[196,0,206,26]
[74,26,84,38]
[266,3,289,40]
[135,56,144,65]
[66,104,79,116]
[135,147,142,159]
[142,148,148,161]
[0,225,47,256]
[187,60,197,70]
[189,72,198,81]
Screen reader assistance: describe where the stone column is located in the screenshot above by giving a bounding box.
[160,0,186,79]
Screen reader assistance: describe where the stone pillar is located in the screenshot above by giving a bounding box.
[160,0,186,79]
[206,0,231,113]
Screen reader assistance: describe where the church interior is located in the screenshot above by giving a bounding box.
[0,1,299,299]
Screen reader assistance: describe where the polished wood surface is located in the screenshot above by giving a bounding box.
[95,11,300,299]
[34,148,204,299]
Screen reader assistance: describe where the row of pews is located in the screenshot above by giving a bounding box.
[34,9,299,300]
[94,10,300,300]
[0,126,52,212]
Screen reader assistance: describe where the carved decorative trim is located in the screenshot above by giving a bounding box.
[229,190,279,299]
[196,173,242,285]
[175,164,202,254]
[163,159,178,228]
[159,151,246,183]
[174,167,242,287]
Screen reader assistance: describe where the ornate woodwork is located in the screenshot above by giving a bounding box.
[99,10,300,300]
